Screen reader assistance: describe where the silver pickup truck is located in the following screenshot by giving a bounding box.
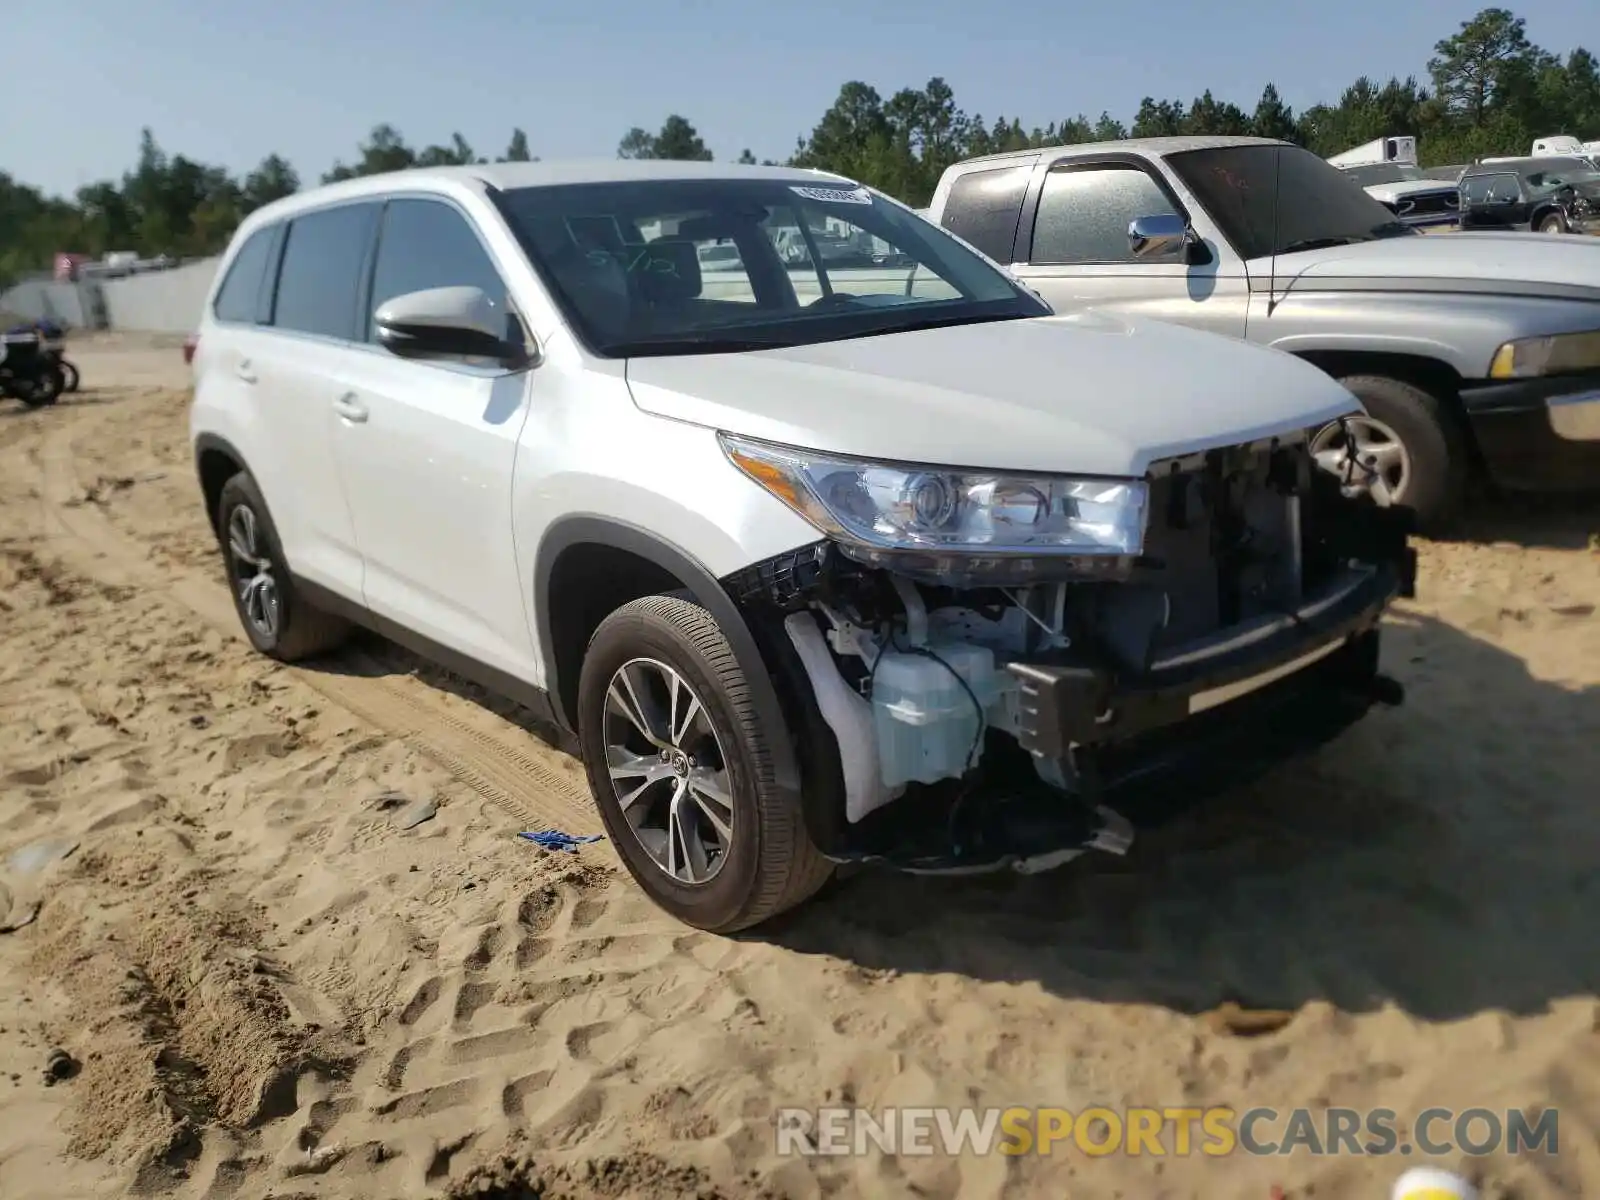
[927,135,1600,529]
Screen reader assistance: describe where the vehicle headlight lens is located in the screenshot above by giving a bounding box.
[720,433,1148,555]
[1488,329,1600,379]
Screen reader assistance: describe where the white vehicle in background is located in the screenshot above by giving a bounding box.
[1531,135,1600,166]
[695,240,745,271]
[1328,137,1460,230]
[188,160,1413,931]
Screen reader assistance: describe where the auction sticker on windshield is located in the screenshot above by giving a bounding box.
[790,185,874,204]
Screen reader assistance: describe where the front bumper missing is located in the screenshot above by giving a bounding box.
[823,566,1402,878]
[1007,563,1401,762]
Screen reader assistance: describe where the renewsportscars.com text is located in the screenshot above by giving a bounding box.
[776,1105,1559,1158]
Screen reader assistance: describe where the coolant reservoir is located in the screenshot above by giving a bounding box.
[872,643,996,788]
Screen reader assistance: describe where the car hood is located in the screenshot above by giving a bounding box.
[1262,231,1600,292]
[1363,179,1459,201]
[624,313,1360,477]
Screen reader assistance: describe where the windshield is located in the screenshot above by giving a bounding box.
[492,178,1048,357]
[1167,144,1416,260]
[1524,159,1600,189]
[1343,163,1428,186]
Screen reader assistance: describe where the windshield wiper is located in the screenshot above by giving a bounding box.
[607,310,1027,357]
[1277,235,1369,253]
[848,311,1024,339]
[606,335,799,357]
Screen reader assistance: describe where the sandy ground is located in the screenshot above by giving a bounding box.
[0,335,1597,1200]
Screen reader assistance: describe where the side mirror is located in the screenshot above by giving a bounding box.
[374,286,533,368]
[1127,213,1194,261]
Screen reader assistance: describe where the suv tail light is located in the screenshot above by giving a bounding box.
[182,333,198,365]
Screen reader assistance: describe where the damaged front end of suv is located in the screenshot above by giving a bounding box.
[719,426,1417,875]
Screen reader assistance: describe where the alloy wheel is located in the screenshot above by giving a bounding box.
[226,504,281,639]
[602,657,735,885]
[1309,415,1411,507]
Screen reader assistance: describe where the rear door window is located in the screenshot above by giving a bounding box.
[212,227,276,324]
[1462,173,1521,204]
[271,202,380,341]
[941,164,1031,263]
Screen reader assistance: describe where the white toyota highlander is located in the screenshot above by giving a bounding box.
[189,160,1416,931]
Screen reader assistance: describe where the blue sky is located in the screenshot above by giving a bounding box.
[6,0,1594,198]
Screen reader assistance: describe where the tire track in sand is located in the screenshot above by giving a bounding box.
[30,398,601,838]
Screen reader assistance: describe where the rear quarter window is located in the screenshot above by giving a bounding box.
[941,165,1032,263]
[212,227,276,324]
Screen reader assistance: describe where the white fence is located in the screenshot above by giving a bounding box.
[100,258,222,335]
[2,259,222,333]
[0,278,102,327]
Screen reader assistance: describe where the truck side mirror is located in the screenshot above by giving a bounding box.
[1127,213,1195,261]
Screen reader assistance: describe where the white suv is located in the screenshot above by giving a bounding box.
[190,161,1415,931]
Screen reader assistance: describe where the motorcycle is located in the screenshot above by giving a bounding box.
[19,320,79,392]
[0,331,67,407]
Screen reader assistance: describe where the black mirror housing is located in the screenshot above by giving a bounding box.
[376,321,530,369]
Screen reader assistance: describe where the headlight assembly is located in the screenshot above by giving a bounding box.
[1488,329,1600,379]
[719,433,1148,558]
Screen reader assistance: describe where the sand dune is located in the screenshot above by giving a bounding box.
[0,337,1596,1199]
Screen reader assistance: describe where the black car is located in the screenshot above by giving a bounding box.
[1458,156,1600,234]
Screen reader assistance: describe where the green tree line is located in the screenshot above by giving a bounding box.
[3,7,1596,288]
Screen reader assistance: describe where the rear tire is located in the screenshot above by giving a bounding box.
[1325,373,1465,533]
[577,595,833,932]
[19,365,64,408]
[60,361,80,392]
[215,472,350,661]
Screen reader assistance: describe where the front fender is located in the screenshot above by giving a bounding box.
[1255,288,1600,380]
[1254,290,1527,378]
[1266,329,1470,371]
[531,513,806,808]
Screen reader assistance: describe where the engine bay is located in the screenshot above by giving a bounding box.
[722,431,1415,874]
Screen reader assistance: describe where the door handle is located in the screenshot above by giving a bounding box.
[333,393,369,423]
[236,359,257,384]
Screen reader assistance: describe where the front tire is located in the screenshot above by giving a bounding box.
[1536,212,1568,234]
[19,365,64,408]
[577,595,833,932]
[215,472,350,661]
[1311,374,1465,533]
[60,360,80,392]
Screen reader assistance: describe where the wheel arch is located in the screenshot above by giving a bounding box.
[194,432,249,539]
[1286,348,1481,464]
[534,516,804,804]
[1287,347,1463,395]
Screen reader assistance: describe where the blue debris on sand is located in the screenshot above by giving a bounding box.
[519,830,604,853]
